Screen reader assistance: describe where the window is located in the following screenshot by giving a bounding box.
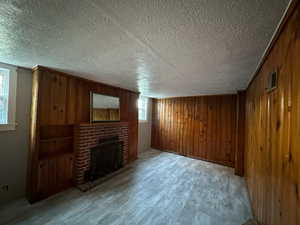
[0,63,17,131]
[0,68,9,124]
[138,96,148,121]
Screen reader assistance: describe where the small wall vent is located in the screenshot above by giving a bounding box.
[266,70,278,92]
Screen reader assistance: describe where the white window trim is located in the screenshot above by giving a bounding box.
[138,96,148,122]
[0,63,17,131]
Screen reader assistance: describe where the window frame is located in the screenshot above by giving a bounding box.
[138,96,148,122]
[0,63,17,131]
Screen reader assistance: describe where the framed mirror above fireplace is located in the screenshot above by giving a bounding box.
[90,92,120,122]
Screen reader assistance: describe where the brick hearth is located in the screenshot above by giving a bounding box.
[74,122,129,185]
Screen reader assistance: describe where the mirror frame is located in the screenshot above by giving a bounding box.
[90,92,121,123]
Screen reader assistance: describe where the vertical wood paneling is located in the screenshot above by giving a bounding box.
[151,95,237,167]
[245,2,300,225]
[235,91,246,176]
[29,66,139,203]
[66,77,78,124]
[127,92,138,162]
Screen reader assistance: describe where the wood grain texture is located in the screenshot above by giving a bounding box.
[28,66,139,203]
[245,2,300,224]
[92,108,120,121]
[235,91,246,176]
[151,95,237,167]
[27,69,40,203]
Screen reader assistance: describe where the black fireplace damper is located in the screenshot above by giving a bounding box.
[86,136,123,181]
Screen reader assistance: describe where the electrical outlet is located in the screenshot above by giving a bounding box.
[1,184,8,192]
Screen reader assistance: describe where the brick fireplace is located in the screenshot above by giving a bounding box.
[74,122,129,185]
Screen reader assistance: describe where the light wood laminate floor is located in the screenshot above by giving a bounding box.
[0,149,252,225]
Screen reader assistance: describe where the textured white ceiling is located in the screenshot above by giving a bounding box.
[0,0,290,98]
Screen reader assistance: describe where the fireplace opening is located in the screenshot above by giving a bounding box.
[85,136,124,181]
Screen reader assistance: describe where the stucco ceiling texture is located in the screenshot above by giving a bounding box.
[0,0,290,98]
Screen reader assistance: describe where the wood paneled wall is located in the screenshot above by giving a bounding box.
[151,95,237,167]
[93,108,120,121]
[235,91,246,176]
[245,2,300,224]
[38,66,139,158]
[28,66,138,202]
[36,67,139,159]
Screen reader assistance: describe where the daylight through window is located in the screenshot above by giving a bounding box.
[138,96,148,121]
[0,68,10,124]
